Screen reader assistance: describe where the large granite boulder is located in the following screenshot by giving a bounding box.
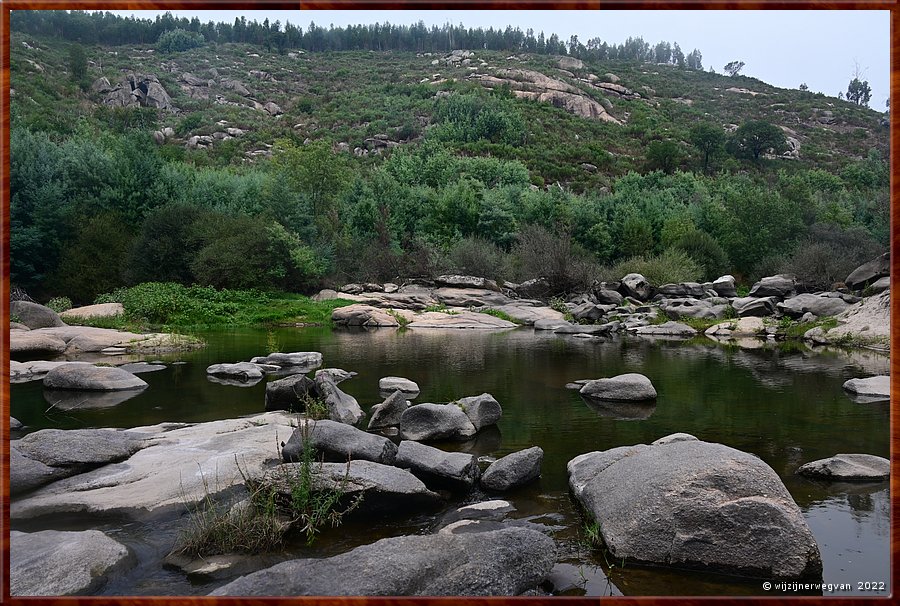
[777,293,851,318]
[43,364,147,391]
[378,376,419,397]
[60,303,123,320]
[15,428,148,470]
[399,403,477,441]
[281,420,397,465]
[711,275,738,297]
[655,282,706,298]
[514,278,551,299]
[591,287,624,306]
[842,376,889,401]
[845,252,890,291]
[579,372,656,402]
[454,393,502,430]
[314,373,364,425]
[367,390,411,430]
[332,304,401,327]
[659,298,726,320]
[489,304,565,326]
[748,275,797,299]
[10,332,68,356]
[210,527,555,596]
[206,362,267,383]
[732,296,778,318]
[264,374,320,412]
[435,275,500,291]
[10,301,66,329]
[395,440,480,491]
[797,454,889,481]
[481,446,543,491]
[619,273,652,301]
[432,288,512,307]
[570,302,616,322]
[568,435,822,579]
[10,530,133,596]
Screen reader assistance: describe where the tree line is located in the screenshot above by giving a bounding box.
[12,10,702,68]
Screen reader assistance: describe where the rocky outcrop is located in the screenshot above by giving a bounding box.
[281,420,397,465]
[568,435,822,579]
[59,303,123,320]
[481,446,543,491]
[43,364,148,391]
[797,454,889,481]
[777,293,852,318]
[103,73,173,110]
[10,530,133,596]
[399,403,477,441]
[406,311,517,329]
[395,440,480,491]
[10,301,65,329]
[210,527,555,596]
[10,325,201,356]
[845,253,890,291]
[579,373,657,401]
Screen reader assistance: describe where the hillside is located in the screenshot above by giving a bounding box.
[9,28,890,304]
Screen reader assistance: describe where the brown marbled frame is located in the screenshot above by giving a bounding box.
[0,1,896,604]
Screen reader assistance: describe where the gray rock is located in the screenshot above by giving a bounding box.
[592,287,624,306]
[845,252,890,290]
[712,275,738,297]
[11,300,66,329]
[656,282,706,298]
[210,527,555,596]
[842,376,889,402]
[10,445,69,495]
[378,376,419,397]
[571,302,616,322]
[567,437,822,579]
[206,362,266,383]
[332,304,400,327]
[399,403,477,441]
[281,420,397,465]
[868,276,890,293]
[15,428,148,469]
[10,529,132,596]
[395,440,480,490]
[632,321,698,336]
[489,304,564,326]
[797,454,889,481]
[367,390,410,430]
[264,374,320,412]
[579,373,657,401]
[619,273,653,301]
[748,275,797,298]
[407,311,517,330]
[314,368,356,384]
[659,298,725,320]
[481,447,543,491]
[258,459,442,515]
[250,351,323,369]
[117,362,166,374]
[732,296,778,317]
[43,364,147,391]
[533,318,571,331]
[10,332,68,356]
[314,373,364,425]
[11,416,23,430]
[514,278,551,299]
[433,287,512,307]
[777,293,851,318]
[435,275,499,291]
[263,101,283,116]
[454,393,502,430]
[554,323,612,335]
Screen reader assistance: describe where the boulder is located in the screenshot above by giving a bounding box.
[407,311,517,330]
[378,376,419,397]
[632,321,698,337]
[796,454,889,481]
[591,287,624,306]
[263,101,283,116]
[732,296,778,318]
[514,278,551,299]
[60,303,124,320]
[558,56,583,70]
[332,304,400,327]
[250,352,323,369]
[314,373,364,425]
[619,273,652,301]
[868,276,890,293]
[845,252,890,291]
[10,446,68,495]
[10,301,65,329]
[264,374,320,411]
[435,275,499,290]
[454,393,502,430]
[777,293,851,318]
[368,390,410,430]
[314,368,356,384]
[481,447,543,491]
[568,436,822,579]
[258,459,441,515]
[705,316,765,339]
[489,304,564,326]
[433,287,512,307]
[842,376,889,401]
[142,81,173,110]
[210,527,555,596]
[181,72,207,86]
[748,275,797,299]
[281,420,397,465]
[395,440,480,490]
[10,530,132,596]
[10,332,67,356]
[43,364,147,391]
[533,318,571,331]
[579,373,657,401]
[712,275,738,297]
[659,298,725,320]
[15,428,148,470]
[571,302,616,322]
[11,416,23,430]
[399,403,477,441]
[656,283,706,298]
[206,362,266,383]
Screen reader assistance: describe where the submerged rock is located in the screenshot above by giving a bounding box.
[797,454,889,481]
[210,527,556,596]
[567,435,822,579]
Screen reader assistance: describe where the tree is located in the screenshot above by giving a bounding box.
[690,123,725,174]
[686,49,702,70]
[846,77,872,107]
[646,140,681,174]
[799,83,808,91]
[723,60,745,77]
[729,120,787,161]
[68,44,87,83]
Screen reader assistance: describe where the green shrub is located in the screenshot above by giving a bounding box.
[511,224,600,295]
[447,237,509,280]
[670,229,730,281]
[780,223,883,290]
[606,249,703,285]
[156,28,204,53]
[45,296,72,312]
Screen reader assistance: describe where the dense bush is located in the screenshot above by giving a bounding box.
[780,223,884,291]
[511,224,599,294]
[156,28,204,53]
[447,237,510,280]
[670,229,730,281]
[433,93,525,146]
[605,249,703,286]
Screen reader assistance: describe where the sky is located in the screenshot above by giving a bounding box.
[107,10,890,108]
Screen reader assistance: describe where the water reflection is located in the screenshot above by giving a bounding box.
[580,396,657,420]
[43,388,145,410]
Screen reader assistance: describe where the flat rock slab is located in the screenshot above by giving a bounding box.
[11,412,296,520]
[118,362,166,374]
[407,311,517,329]
[210,527,556,596]
[11,360,92,383]
[10,332,68,356]
[797,454,889,481]
[11,529,132,596]
[842,376,889,400]
[22,325,201,354]
[632,321,697,337]
[15,428,149,469]
[567,435,822,580]
[332,304,402,327]
[250,352,323,369]
[379,376,420,397]
[490,304,564,326]
[579,373,657,401]
[43,363,147,391]
[206,362,267,382]
[60,303,124,319]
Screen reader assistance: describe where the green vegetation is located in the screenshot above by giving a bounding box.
[156,28,205,53]
[479,308,521,324]
[45,296,72,313]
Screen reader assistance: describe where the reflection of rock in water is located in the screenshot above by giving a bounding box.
[580,395,656,420]
[847,492,874,513]
[43,388,144,410]
[452,425,502,456]
[206,375,263,388]
[844,392,890,404]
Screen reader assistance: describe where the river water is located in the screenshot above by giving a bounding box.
[9,327,891,596]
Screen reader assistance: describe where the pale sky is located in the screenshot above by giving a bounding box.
[106,10,890,108]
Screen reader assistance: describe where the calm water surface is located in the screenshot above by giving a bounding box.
[9,327,891,596]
